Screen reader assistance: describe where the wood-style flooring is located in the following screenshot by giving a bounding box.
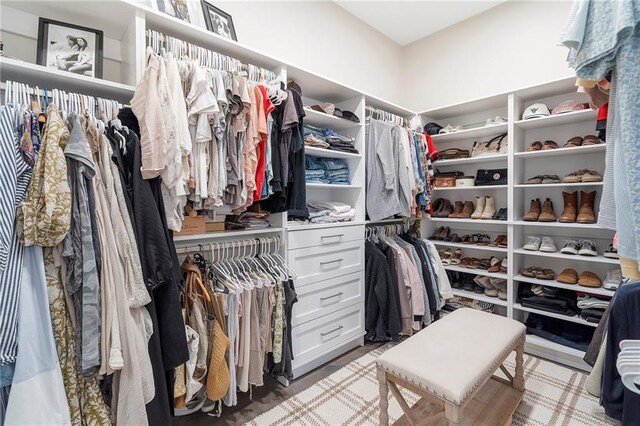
[172,343,385,425]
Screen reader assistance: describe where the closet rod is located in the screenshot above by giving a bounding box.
[364,104,408,127]
[146,29,280,82]
[0,82,129,109]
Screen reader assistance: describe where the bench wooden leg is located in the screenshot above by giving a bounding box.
[513,335,525,391]
[377,368,389,426]
[445,402,460,425]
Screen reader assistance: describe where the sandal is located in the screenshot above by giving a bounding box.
[459,257,474,268]
[477,258,492,270]
[441,249,453,265]
[563,136,583,148]
[461,235,472,244]
[476,234,491,246]
[541,140,559,150]
[487,257,501,272]
[521,266,540,278]
[526,141,542,152]
[450,248,464,265]
[536,268,556,280]
[488,235,503,247]
[443,233,457,242]
[451,234,463,243]
[582,134,601,146]
[497,236,508,248]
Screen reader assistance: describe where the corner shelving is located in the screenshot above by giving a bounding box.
[430,123,508,143]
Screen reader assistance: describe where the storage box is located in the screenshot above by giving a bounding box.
[173,216,206,237]
[205,221,226,233]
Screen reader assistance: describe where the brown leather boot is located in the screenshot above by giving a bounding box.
[538,198,557,222]
[577,191,597,223]
[438,199,454,217]
[523,199,541,221]
[559,191,578,223]
[448,201,463,218]
[458,201,475,219]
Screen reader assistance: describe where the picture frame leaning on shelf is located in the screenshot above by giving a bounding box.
[36,18,104,79]
[201,1,237,41]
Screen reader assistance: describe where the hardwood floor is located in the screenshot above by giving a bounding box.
[173,342,385,425]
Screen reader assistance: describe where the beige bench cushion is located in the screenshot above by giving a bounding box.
[376,308,525,405]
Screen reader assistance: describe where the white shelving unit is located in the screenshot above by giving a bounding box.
[421,77,619,371]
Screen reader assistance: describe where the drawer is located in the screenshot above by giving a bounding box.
[289,240,364,287]
[291,304,364,364]
[287,224,363,250]
[292,271,363,327]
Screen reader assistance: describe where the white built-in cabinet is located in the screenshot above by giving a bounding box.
[0,0,612,376]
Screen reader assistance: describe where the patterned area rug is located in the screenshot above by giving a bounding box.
[246,345,620,426]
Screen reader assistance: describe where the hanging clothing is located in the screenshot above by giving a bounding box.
[0,104,32,366]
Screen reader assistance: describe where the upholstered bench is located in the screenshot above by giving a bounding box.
[376,308,526,425]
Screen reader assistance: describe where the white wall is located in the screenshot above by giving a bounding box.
[210,1,405,105]
[401,0,574,112]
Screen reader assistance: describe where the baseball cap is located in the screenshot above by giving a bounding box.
[522,103,550,120]
[551,100,588,115]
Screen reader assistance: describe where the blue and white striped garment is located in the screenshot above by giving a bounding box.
[0,105,32,365]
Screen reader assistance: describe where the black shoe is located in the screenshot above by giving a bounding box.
[463,274,475,292]
[498,208,508,221]
[473,283,485,294]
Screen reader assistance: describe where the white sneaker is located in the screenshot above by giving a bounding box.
[579,239,598,257]
[523,235,541,251]
[539,236,557,253]
[603,269,622,291]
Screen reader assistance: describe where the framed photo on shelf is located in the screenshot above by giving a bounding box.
[153,0,192,23]
[201,1,237,41]
[36,18,103,79]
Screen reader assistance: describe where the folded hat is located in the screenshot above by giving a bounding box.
[522,103,550,120]
[310,102,335,115]
[551,100,588,115]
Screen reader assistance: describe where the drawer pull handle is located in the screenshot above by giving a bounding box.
[320,292,344,301]
[321,234,344,240]
[320,259,343,266]
[321,325,344,337]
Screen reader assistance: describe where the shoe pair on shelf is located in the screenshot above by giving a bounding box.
[441,248,464,265]
[430,226,452,240]
[474,276,508,300]
[560,239,598,257]
[445,196,497,220]
[459,256,507,273]
[526,135,602,151]
[557,269,602,287]
[460,233,507,247]
[523,191,596,223]
[521,266,556,280]
[563,169,602,183]
[523,236,557,252]
[524,175,561,184]
[432,198,454,217]
[604,243,619,259]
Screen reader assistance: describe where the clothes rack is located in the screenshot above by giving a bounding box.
[146,30,280,83]
[365,104,408,127]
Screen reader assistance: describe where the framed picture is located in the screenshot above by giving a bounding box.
[36,18,103,79]
[201,1,237,41]
[154,0,191,23]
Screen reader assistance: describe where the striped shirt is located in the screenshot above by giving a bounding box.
[0,105,32,365]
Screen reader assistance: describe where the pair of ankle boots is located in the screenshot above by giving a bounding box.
[523,191,596,223]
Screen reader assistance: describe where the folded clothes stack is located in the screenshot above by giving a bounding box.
[307,200,355,224]
[518,283,578,316]
[525,313,594,352]
[577,294,610,323]
[304,124,359,154]
[237,212,271,229]
[305,156,351,185]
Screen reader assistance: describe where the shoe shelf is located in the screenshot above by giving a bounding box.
[513,304,598,328]
[512,220,610,230]
[431,154,508,167]
[514,109,597,130]
[430,218,508,225]
[451,289,508,307]
[431,240,508,253]
[306,183,362,189]
[514,144,606,159]
[430,123,508,143]
[304,146,362,160]
[432,185,508,191]
[513,274,616,297]
[303,108,362,131]
[443,265,508,280]
[513,248,620,265]
[514,182,604,189]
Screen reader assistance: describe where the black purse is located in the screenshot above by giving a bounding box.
[475,169,508,186]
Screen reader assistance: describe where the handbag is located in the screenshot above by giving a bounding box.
[433,169,463,188]
[471,133,508,157]
[475,169,508,186]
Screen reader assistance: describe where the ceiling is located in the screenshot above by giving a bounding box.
[334,0,509,46]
